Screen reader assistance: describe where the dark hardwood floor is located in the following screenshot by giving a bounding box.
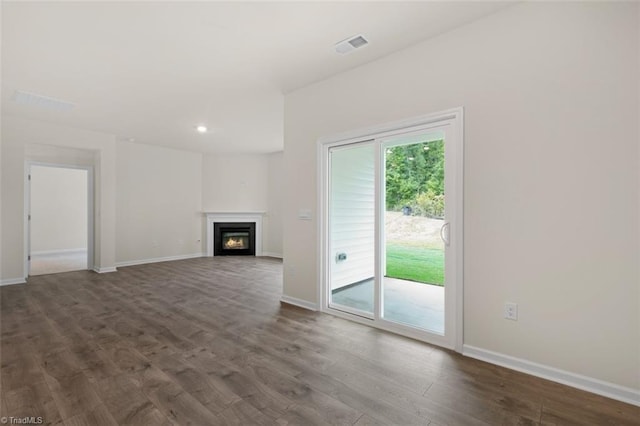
[1,257,638,425]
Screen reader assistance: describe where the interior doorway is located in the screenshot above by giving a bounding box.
[27,164,93,276]
[321,109,463,351]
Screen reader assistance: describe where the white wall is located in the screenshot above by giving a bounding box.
[116,141,203,264]
[266,152,284,257]
[283,2,639,394]
[202,153,269,212]
[1,116,117,280]
[30,166,87,252]
[0,114,3,282]
[202,152,284,257]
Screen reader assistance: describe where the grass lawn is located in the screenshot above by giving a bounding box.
[386,243,444,286]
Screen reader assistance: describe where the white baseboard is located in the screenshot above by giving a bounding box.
[463,345,640,407]
[93,266,117,274]
[32,248,87,256]
[280,295,319,311]
[1,278,26,286]
[261,251,283,259]
[115,252,204,268]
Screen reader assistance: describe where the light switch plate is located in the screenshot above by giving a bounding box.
[298,209,312,220]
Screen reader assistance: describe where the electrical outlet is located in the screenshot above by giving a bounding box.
[504,302,518,321]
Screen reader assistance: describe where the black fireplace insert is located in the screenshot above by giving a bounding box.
[214,222,256,256]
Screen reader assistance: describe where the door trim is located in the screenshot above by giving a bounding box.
[25,162,95,277]
[317,107,464,352]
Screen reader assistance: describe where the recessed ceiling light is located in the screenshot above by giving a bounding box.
[196,125,208,133]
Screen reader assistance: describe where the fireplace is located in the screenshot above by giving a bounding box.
[205,212,264,257]
[214,222,255,256]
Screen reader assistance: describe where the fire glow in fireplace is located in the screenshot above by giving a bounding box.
[214,222,256,256]
[223,232,248,250]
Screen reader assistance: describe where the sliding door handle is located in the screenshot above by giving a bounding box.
[440,222,450,246]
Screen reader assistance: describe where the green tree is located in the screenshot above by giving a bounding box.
[385,140,444,212]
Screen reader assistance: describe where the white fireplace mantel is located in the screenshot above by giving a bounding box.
[205,212,265,256]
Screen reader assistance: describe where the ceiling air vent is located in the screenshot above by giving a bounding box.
[11,90,75,111]
[335,34,369,55]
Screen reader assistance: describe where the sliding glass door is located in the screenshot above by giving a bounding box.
[381,131,447,335]
[328,141,376,318]
[322,110,463,350]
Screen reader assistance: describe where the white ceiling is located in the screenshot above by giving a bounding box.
[2,1,511,154]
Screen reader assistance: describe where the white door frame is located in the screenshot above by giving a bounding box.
[25,162,95,277]
[318,108,464,352]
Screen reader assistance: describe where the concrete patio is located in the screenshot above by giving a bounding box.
[331,277,444,334]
